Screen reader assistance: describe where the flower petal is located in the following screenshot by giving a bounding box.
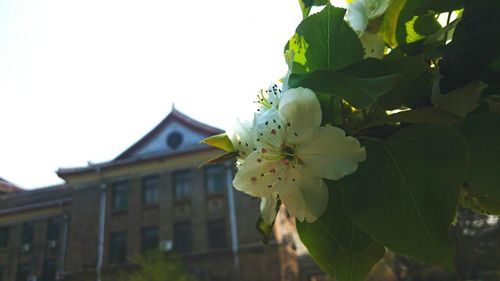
[260,193,279,225]
[360,31,385,59]
[279,87,321,143]
[278,166,328,223]
[346,0,369,34]
[227,119,256,159]
[298,126,366,180]
[366,0,393,19]
[232,152,286,197]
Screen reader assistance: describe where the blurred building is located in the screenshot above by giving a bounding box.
[0,109,306,281]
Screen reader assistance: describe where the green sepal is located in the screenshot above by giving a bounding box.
[200,133,235,152]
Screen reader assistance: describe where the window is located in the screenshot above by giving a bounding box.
[205,165,226,194]
[173,221,191,254]
[207,220,228,249]
[41,258,56,281]
[0,227,9,249]
[112,181,129,211]
[109,231,127,264]
[21,222,35,245]
[141,226,159,253]
[46,218,59,241]
[173,170,191,200]
[142,175,159,205]
[16,263,30,281]
[166,132,183,149]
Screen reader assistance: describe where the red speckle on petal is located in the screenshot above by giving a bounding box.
[271,129,277,135]
[282,159,290,165]
[261,148,268,153]
[269,168,276,174]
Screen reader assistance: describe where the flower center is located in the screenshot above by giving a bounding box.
[281,144,296,164]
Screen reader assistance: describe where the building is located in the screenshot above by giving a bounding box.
[0,109,302,281]
[0,184,72,281]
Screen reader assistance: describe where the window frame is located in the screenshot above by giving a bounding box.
[141,226,159,253]
[141,175,160,206]
[21,222,35,245]
[16,263,30,281]
[46,218,59,241]
[207,219,228,249]
[41,258,57,281]
[173,170,192,201]
[173,221,192,254]
[111,181,130,211]
[204,165,226,195]
[0,226,9,249]
[109,231,127,264]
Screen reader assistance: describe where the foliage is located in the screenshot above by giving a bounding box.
[204,0,500,280]
[108,251,195,281]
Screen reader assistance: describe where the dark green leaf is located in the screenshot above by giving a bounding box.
[456,113,500,212]
[438,0,500,93]
[413,15,442,36]
[298,0,329,18]
[358,107,461,133]
[378,56,431,109]
[286,6,363,73]
[341,124,468,266]
[289,70,399,108]
[297,188,385,281]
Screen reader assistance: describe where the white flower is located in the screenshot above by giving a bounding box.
[227,119,256,161]
[346,0,393,35]
[255,84,282,125]
[359,31,386,59]
[346,0,392,59]
[232,88,366,223]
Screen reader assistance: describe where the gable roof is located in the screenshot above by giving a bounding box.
[0,177,24,193]
[57,108,223,177]
[115,107,222,160]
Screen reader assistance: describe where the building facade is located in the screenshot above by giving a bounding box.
[0,109,303,281]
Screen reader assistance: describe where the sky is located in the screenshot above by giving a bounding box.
[0,0,307,189]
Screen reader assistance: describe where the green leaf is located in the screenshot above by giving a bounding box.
[297,188,385,281]
[413,14,442,36]
[256,216,274,245]
[438,0,500,93]
[456,113,500,213]
[340,124,468,266]
[298,0,329,19]
[312,56,431,109]
[396,0,463,44]
[380,0,408,48]
[358,107,461,132]
[289,70,399,108]
[377,56,431,109]
[287,6,363,73]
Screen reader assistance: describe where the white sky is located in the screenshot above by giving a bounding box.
[0,0,304,189]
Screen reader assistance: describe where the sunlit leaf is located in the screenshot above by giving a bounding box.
[286,6,363,73]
